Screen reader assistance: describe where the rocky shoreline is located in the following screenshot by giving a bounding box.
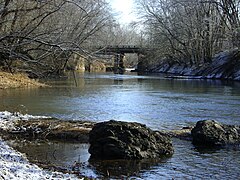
[1,113,239,149]
[150,49,240,81]
[2,113,239,148]
[0,114,192,144]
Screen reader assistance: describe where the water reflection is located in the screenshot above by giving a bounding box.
[140,138,240,179]
[2,72,240,179]
[89,159,162,178]
[0,72,240,129]
[8,140,90,166]
[7,140,165,179]
[6,138,240,179]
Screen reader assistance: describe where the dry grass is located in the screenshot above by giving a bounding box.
[0,72,47,89]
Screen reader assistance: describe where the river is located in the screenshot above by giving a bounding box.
[1,72,240,179]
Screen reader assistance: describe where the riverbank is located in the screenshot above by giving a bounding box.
[0,72,46,89]
[0,111,191,143]
[0,111,92,179]
[0,111,192,178]
[1,111,240,179]
[150,49,240,81]
[0,138,79,179]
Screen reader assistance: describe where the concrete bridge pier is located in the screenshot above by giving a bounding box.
[114,53,125,74]
[96,45,146,74]
[137,53,147,74]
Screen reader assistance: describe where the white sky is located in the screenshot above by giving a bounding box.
[108,0,137,25]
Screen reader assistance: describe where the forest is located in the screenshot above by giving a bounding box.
[0,0,239,77]
[138,0,240,68]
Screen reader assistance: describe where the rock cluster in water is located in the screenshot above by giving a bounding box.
[191,120,240,146]
[88,120,174,160]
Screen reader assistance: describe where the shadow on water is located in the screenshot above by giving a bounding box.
[6,139,169,179]
[5,137,240,179]
[88,158,169,179]
[193,144,240,154]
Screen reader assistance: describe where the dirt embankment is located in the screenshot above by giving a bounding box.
[15,119,93,142]
[1,118,95,143]
[0,72,46,89]
[150,49,240,81]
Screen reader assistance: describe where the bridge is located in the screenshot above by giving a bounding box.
[97,45,143,54]
[96,45,146,74]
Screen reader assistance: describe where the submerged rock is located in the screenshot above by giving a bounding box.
[191,120,240,146]
[162,126,193,141]
[88,120,174,160]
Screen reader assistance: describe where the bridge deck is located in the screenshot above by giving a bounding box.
[97,45,143,54]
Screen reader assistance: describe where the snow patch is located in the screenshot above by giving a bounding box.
[0,111,51,131]
[0,111,50,121]
[0,112,79,179]
[0,139,79,179]
[234,70,240,80]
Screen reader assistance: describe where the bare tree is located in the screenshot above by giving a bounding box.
[0,0,111,77]
[136,0,240,66]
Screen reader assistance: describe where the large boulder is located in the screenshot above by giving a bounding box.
[191,120,240,146]
[88,120,174,160]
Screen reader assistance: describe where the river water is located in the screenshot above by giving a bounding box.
[1,72,240,179]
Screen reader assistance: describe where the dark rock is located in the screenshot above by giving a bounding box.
[88,120,174,160]
[191,120,240,146]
